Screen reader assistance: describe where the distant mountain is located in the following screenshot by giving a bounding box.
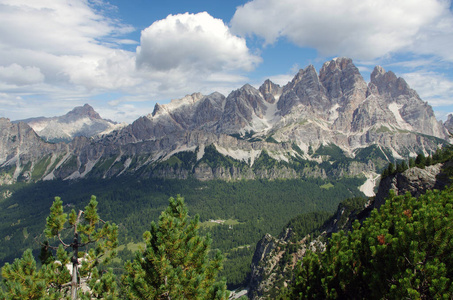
[14,104,125,143]
[0,58,450,188]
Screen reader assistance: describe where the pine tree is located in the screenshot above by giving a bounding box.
[122,195,229,299]
[44,196,118,299]
[415,153,426,167]
[292,187,453,299]
[408,157,416,168]
[0,249,68,300]
[0,196,118,300]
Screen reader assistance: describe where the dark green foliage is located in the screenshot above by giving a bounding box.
[409,157,416,168]
[122,195,228,299]
[196,144,247,169]
[396,160,408,173]
[313,144,347,162]
[155,151,197,171]
[1,196,119,299]
[293,187,453,299]
[415,152,426,168]
[291,143,304,157]
[252,150,282,170]
[0,176,365,289]
[229,131,256,141]
[265,135,279,144]
[381,162,395,178]
[0,249,67,299]
[285,211,332,240]
[382,145,453,179]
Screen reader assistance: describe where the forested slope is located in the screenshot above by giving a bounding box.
[0,176,364,288]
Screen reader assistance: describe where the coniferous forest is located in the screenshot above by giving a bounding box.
[0,176,365,291]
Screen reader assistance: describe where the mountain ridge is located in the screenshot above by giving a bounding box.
[0,58,451,188]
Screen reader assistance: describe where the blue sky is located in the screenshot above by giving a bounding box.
[1,0,453,124]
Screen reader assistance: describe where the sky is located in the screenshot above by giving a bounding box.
[1,0,453,124]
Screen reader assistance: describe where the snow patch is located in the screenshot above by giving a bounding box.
[328,104,340,122]
[359,172,379,197]
[388,102,413,131]
[249,100,281,133]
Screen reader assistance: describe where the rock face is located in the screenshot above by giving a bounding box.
[374,163,450,208]
[247,197,370,299]
[15,104,123,142]
[444,114,453,134]
[0,58,451,185]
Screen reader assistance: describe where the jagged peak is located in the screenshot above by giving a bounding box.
[259,79,282,104]
[259,79,280,91]
[370,66,412,98]
[286,64,318,89]
[370,66,397,83]
[151,93,204,117]
[65,103,101,120]
[321,57,354,72]
[319,57,357,77]
[240,83,258,92]
[151,103,165,117]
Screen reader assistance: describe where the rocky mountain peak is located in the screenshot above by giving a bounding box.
[151,103,165,117]
[150,93,204,118]
[369,66,412,99]
[319,57,366,100]
[259,79,282,104]
[320,57,354,73]
[14,104,121,143]
[278,64,329,115]
[65,104,101,121]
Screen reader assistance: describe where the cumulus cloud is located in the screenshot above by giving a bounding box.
[0,0,136,91]
[0,2,261,122]
[231,0,452,60]
[136,12,261,73]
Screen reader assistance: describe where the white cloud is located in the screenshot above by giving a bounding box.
[231,0,452,60]
[0,3,261,123]
[0,64,44,86]
[136,12,261,73]
[0,0,136,92]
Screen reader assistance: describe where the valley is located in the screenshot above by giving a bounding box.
[0,176,365,289]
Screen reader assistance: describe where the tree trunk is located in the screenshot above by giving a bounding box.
[71,232,79,300]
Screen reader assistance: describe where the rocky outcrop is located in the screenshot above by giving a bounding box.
[374,163,451,208]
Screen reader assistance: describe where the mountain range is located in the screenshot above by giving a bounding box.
[0,58,451,192]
